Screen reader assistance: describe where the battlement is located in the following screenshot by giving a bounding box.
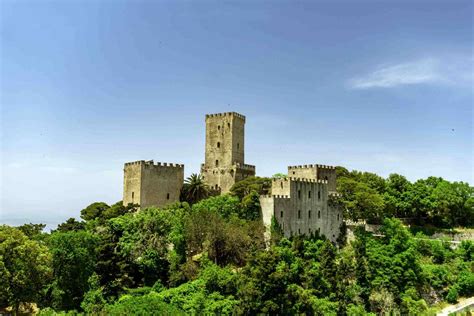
[272,177,328,184]
[205,112,246,121]
[260,194,290,199]
[124,160,184,168]
[235,163,256,171]
[288,164,336,170]
[329,192,342,198]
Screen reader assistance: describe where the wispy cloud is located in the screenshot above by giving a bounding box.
[348,57,472,89]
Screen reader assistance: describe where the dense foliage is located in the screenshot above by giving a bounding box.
[336,167,474,226]
[1,168,472,315]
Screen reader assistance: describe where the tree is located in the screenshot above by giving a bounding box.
[16,223,46,239]
[80,202,110,221]
[48,230,98,311]
[229,176,271,200]
[181,174,210,205]
[0,225,52,313]
[55,218,85,232]
[337,177,385,222]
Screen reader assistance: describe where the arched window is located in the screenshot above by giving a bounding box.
[166,193,170,200]
[280,211,283,218]
[298,190,301,199]
[217,142,220,148]
[318,191,321,200]
[280,182,283,189]
[298,210,301,219]
[308,210,311,219]
[215,160,219,167]
[318,210,321,219]
[131,192,134,202]
[218,125,221,130]
[227,123,230,128]
[308,191,311,199]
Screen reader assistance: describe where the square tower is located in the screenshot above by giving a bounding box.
[201,112,255,193]
[204,112,245,167]
[123,160,184,209]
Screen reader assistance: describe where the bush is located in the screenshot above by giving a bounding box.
[103,293,184,315]
[446,286,459,304]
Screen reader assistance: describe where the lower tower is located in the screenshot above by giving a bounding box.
[123,160,184,208]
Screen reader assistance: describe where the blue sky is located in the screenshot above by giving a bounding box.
[1,0,472,228]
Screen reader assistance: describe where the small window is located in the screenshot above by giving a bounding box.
[298,228,301,234]
[218,125,221,130]
[166,193,170,200]
[318,191,321,200]
[308,191,311,199]
[280,211,283,218]
[298,210,301,219]
[337,214,340,221]
[292,171,295,175]
[298,190,301,199]
[131,192,134,202]
[227,123,230,128]
[325,176,328,180]
[308,210,311,219]
[217,142,220,148]
[280,182,283,189]
[215,184,218,190]
[237,143,240,150]
[318,210,321,219]
[215,160,219,167]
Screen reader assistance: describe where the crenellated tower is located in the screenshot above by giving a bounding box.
[123,160,184,208]
[201,112,255,193]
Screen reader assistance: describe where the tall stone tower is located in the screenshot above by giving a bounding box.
[123,160,184,208]
[201,112,255,193]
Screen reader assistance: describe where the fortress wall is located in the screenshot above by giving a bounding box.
[271,178,292,196]
[123,162,142,206]
[201,164,256,193]
[317,167,337,193]
[288,165,317,179]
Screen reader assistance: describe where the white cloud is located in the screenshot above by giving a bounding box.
[348,57,472,89]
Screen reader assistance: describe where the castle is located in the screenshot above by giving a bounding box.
[123,111,342,242]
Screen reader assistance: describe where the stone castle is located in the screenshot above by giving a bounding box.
[123,111,342,242]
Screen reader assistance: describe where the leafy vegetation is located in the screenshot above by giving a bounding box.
[1,168,472,315]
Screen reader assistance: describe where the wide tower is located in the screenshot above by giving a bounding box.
[200,112,255,193]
